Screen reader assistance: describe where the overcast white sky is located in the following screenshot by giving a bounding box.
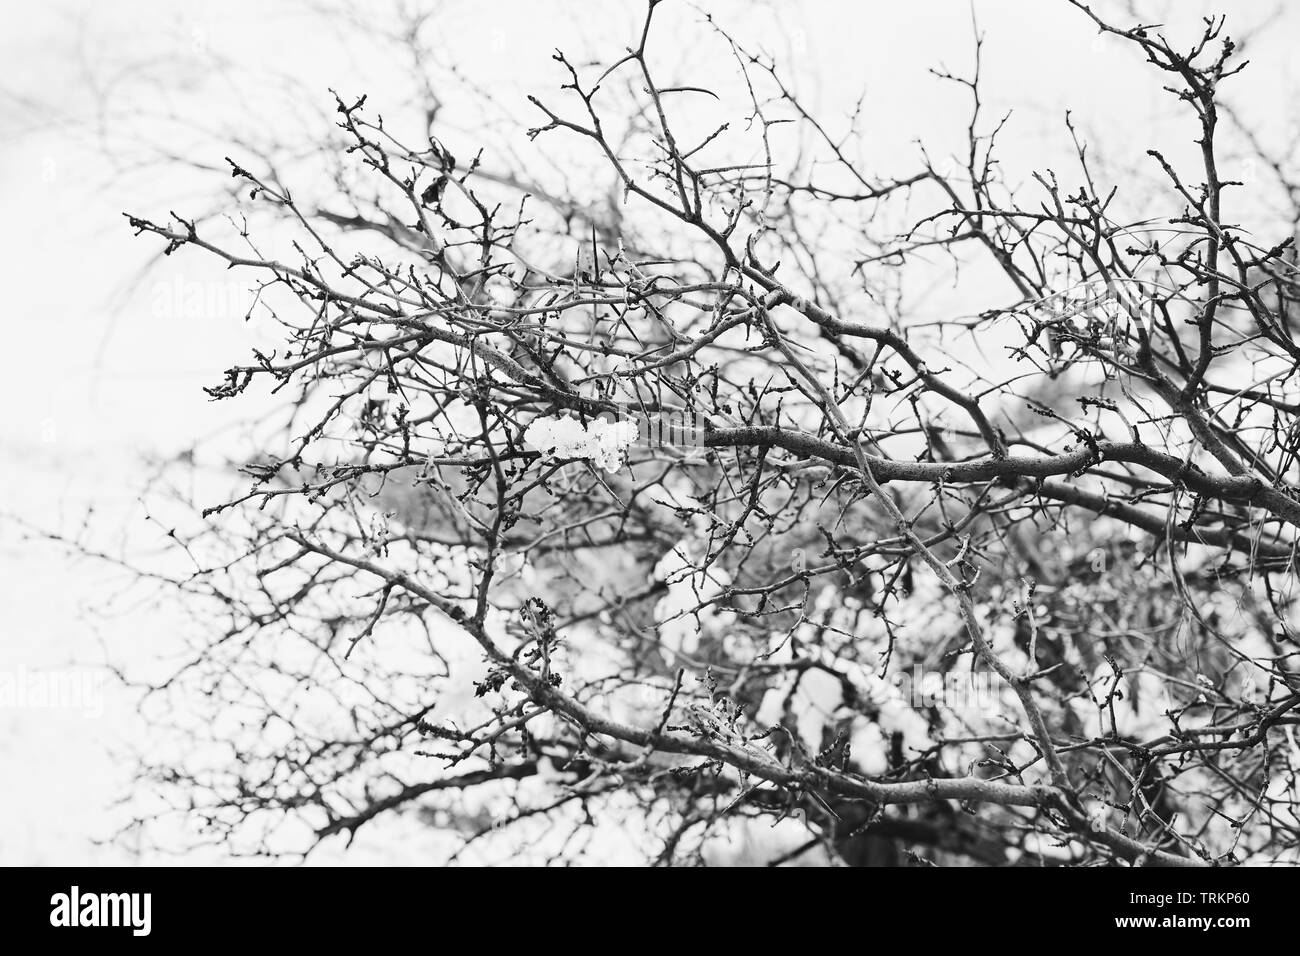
[2,0,1297,865]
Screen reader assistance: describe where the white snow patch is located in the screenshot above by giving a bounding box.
[524,414,638,473]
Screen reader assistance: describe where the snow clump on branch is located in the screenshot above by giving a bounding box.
[524,414,639,473]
